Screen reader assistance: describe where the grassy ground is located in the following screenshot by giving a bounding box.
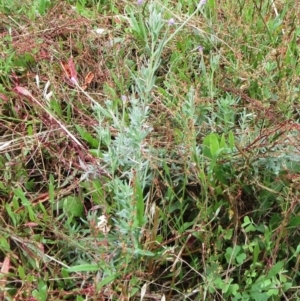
[1,0,300,300]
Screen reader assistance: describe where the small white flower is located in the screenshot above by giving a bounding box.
[96,215,110,234]
[92,28,106,35]
[199,0,207,7]
[97,215,107,227]
[198,45,204,52]
[43,81,53,102]
[36,74,40,89]
[45,91,53,102]
[70,77,78,85]
[168,18,175,26]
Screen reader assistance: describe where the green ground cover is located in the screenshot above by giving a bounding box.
[0,0,300,300]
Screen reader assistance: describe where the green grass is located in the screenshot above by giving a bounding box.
[1,0,300,300]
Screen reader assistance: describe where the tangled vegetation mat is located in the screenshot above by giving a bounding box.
[0,0,300,300]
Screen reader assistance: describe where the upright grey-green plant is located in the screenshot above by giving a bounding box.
[91,3,175,256]
[75,0,209,279]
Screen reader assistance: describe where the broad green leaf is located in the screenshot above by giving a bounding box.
[134,248,155,256]
[236,253,246,264]
[220,133,227,149]
[27,124,33,135]
[209,156,217,173]
[18,265,26,280]
[253,241,259,265]
[250,291,269,301]
[288,216,300,228]
[13,188,36,220]
[0,236,10,251]
[245,224,256,233]
[32,279,47,301]
[294,244,300,256]
[67,264,100,272]
[260,279,272,288]
[129,287,140,298]
[61,268,69,278]
[202,134,212,159]
[5,204,17,226]
[222,283,230,294]
[63,196,84,217]
[282,282,292,292]
[75,125,99,148]
[230,284,239,295]
[224,228,233,240]
[96,274,117,290]
[209,133,220,158]
[180,221,196,233]
[225,246,241,263]
[267,260,284,279]
[266,288,279,296]
[243,216,251,225]
[13,187,30,206]
[214,165,228,184]
[155,235,163,243]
